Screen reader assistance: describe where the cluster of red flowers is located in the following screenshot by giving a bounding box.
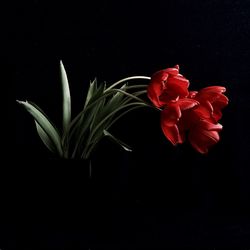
[147,65,229,153]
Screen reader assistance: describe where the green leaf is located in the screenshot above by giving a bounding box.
[35,121,56,153]
[17,100,63,156]
[77,82,106,137]
[84,78,98,109]
[104,130,132,152]
[89,84,127,131]
[102,84,127,114]
[71,82,107,157]
[89,83,107,130]
[60,60,71,132]
[82,102,147,157]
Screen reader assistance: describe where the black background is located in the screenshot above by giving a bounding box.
[8,0,250,248]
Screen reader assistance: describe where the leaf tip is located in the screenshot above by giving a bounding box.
[60,60,65,71]
[16,100,26,105]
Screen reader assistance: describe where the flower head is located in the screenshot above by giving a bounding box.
[188,119,223,154]
[160,98,199,145]
[190,86,229,122]
[148,66,229,153]
[147,65,190,108]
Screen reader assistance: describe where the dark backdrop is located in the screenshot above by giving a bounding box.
[7,0,250,248]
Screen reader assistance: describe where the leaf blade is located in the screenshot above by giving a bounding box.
[17,100,63,156]
[60,60,71,132]
[104,130,132,152]
[35,121,56,153]
[84,78,97,109]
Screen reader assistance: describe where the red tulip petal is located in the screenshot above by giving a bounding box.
[165,66,179,76]
[202,130,220,142]
[151,70,169,83]
[166,83,189,99]
[216,94,229,106]
[198,120,223,131]
[197,86,228,104]
[179,129,186,143]
[147,81,165,107]
[168,77,190,95]
[161,123,182,145]
[161,105,181,126]
[212,97,228,121]
[169,75,190,87]
[189,128,220,154]
[188,119,222,154]
[193,104,212,119]
[178,98,199,110]
[200,86,226,93]
[189,136,209,154]
[213,110,222,122]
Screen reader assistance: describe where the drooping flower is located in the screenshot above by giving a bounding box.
[147,65,229,153]
[147,65,190,108]
[161,102,225,153]
[189,86,229,122]
[188,119,223,154]
[160,98,199,145]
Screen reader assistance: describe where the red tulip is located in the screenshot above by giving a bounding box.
[160,87,228,153]
[161,103,224,153]
[160,98,199,145]
[186,86,228,153]
[188,119,223,154]
[147,66,228,153]
[147,65,190,108]
[189,86,229,122]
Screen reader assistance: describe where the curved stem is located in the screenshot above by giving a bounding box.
[105,76,150,92]
[112,89,147,103]
[123,84,148,90]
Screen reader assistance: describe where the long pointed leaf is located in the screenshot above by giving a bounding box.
[17,100,63,156]
[60,61,71,132]
[71,82,107,157]
[84,78,97,109]
[104,130,132,152]
[35,121,56,153]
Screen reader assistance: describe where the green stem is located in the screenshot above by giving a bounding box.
[123,84,148,90]
[105,76,150,92]
[112,89,147,103]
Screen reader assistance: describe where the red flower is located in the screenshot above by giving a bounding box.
[160,98,199,145]
[161,103,224,153]
[147,66,228,153]
[190,86,229,122]
[188,119,223,154]
[147,65,190,108]
[160,89,228,153]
